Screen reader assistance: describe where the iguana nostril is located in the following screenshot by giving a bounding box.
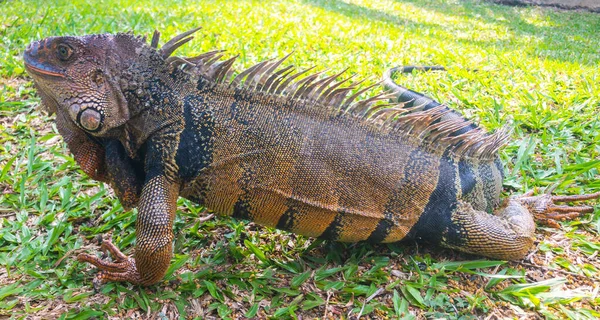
[26,42,39,57]
[79,108,101,131]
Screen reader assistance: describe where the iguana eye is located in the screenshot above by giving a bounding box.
[56,44,73,61]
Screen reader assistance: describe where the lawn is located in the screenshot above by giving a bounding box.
[1,0,600,318]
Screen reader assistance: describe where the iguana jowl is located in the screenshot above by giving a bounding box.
[23,28,599,286]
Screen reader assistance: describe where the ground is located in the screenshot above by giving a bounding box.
[0,0,599,319]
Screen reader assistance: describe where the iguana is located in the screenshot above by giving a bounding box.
[23,28,599,286]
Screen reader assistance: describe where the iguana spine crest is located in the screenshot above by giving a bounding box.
[145,28,509,161]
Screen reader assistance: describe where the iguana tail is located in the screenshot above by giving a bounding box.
[383,66,477,136]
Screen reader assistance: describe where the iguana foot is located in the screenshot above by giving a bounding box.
[77,239,141,288]
[518,191,600,228]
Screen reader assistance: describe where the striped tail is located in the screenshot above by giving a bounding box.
[382,66,477,136]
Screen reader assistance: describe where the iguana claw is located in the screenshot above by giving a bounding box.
[518,191,600,228]
[77,239,141,288]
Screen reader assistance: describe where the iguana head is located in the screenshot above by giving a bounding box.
[23,34,144,137]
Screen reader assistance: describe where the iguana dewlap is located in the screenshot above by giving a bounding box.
[23,28,599,286]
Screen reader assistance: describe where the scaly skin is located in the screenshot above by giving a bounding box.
[24,29,599,286]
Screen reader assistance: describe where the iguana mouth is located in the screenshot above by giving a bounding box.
[24,59,65,78]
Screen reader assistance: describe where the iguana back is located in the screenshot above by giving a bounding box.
[178,80,501,244]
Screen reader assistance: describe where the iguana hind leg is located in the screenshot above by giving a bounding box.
[442,198,536,260]
[442,192,599,260]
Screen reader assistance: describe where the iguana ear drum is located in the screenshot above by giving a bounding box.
[78,108,102,131]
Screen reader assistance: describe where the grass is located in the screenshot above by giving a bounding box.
[1,0,599,318]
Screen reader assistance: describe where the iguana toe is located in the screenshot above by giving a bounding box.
[77,239,141,286]
[518,191,600,228]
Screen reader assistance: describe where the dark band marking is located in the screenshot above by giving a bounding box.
[318,212,344,240]
[494,157,504,181]
[366,218,394,243]
[228,90,265,221]
[458,159,476,197]
[232,196,253,220]
[320,128,376,242]
[406,151,460,246]
[396,88,437,110]
[177,95,214,179]
[230,89,254,125]
[367,149,436,243]
[230,159,258,220]
[477,162,496,213]
[276,200,300,231]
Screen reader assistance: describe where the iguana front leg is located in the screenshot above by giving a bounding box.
[103,140,144,210]
[78,174,179,286]
[441,192,599,260]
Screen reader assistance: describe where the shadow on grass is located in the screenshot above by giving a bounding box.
[302,0,599,66]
